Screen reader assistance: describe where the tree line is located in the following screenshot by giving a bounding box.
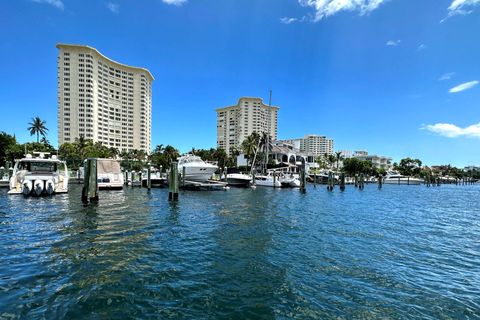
[1,117,478,179]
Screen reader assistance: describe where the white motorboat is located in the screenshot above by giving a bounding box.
[222,168,252,187]
[0,167,10,188]
[8,153,69,196]
[178,154,218,182]
[96,158,124,190]
[253,172,282,188]
[279,172,301,188]
[383,172,424,185]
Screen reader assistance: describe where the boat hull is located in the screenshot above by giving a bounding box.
[384,178,423,185]
[226,174,251,187]
[180,166,217,182]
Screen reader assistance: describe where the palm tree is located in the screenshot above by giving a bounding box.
[28,116,48,143]
[335,151,343,172]
[241,133,260,167]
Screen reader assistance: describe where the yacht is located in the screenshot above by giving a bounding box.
[177,154,218,182]
[222,168,252,187]
[8,153,69,196]
[383,172,424,185]
[96,158,124,190]
[253,172,282,188]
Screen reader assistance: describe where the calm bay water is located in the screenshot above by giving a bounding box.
[0,184,479,319]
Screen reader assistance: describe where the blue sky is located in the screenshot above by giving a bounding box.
[1,0,480,166]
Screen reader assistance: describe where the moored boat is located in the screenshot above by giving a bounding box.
[178,154,218,182]
[96,158,124,190]
[222,168,252,187]
[8,153,69,196]
[383,172,423,185]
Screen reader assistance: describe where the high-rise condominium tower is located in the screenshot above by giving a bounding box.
[57,43,153,153]
[216,97,279,155]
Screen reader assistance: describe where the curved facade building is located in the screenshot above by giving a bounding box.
[57,43,153,153]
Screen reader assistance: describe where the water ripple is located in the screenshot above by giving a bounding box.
[0,184,479,318]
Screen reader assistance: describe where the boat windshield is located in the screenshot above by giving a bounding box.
[19,161,57,173]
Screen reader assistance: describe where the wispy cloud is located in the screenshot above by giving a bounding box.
[107,2,119,14]
[31,0,64,10]
[162,0,187,5]
[280,17,298,24]
[298,0,388,22]
[386,39,401,46]
[449,80,479,93]
[439,72,455,81]
[441,0,480,22]
[417,44,427,51]
[423,122,480,138]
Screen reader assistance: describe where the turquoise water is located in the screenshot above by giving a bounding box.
[0,184,479,319]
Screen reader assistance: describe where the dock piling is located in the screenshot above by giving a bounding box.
[340,173,346,191]
[169,162,179,201]
[300,160,306,193]
[82,158,98,204]
[147,167,151,191]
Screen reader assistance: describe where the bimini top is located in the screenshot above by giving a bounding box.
[56,43,154,81]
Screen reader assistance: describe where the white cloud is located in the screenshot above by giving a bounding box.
[299,0,387,22]
[449,80,479,93]
[386,39,401,46]
[442,0,480,22]
[449,0,480,11]
[439,72,455,81]
[280,17,298,24]
[162,0,187,5]
[107,2,119,14]
[31,0,64,10]
[417,44,427,51]
[424,122,480,138]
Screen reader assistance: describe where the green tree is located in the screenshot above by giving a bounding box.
[241,132,260,167]
[396,158,422,176]
[342,158,373,176]
[0,132,17,167]
[27,116,48,143]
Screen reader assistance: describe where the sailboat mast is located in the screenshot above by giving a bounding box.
[266,90,272,173]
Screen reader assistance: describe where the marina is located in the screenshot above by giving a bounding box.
[0,184,479,318]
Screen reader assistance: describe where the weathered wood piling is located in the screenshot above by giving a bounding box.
[169,162,179,201]
[327,172,334,191]
[299,161,306,193]
[147,167,151,191]
[340,173,346,191]
[82,158,98,204]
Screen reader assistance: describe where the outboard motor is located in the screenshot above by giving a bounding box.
[45,179,55,195]
[33,179,44,196]
[22,180,33,196]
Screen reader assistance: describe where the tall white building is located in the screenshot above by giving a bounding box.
[57,43,153,153]
[216,97,279,154]
[278,135,334,157]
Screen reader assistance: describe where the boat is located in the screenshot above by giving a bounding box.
[177,154,218,182]
[278,172,301,188]
[8,153,69,196]
[0,167,10,188]
[253,172,282,188]
[222,168,252,187]
[96,159,124,190]
[141,168,167,188]
[383,172,424,185]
